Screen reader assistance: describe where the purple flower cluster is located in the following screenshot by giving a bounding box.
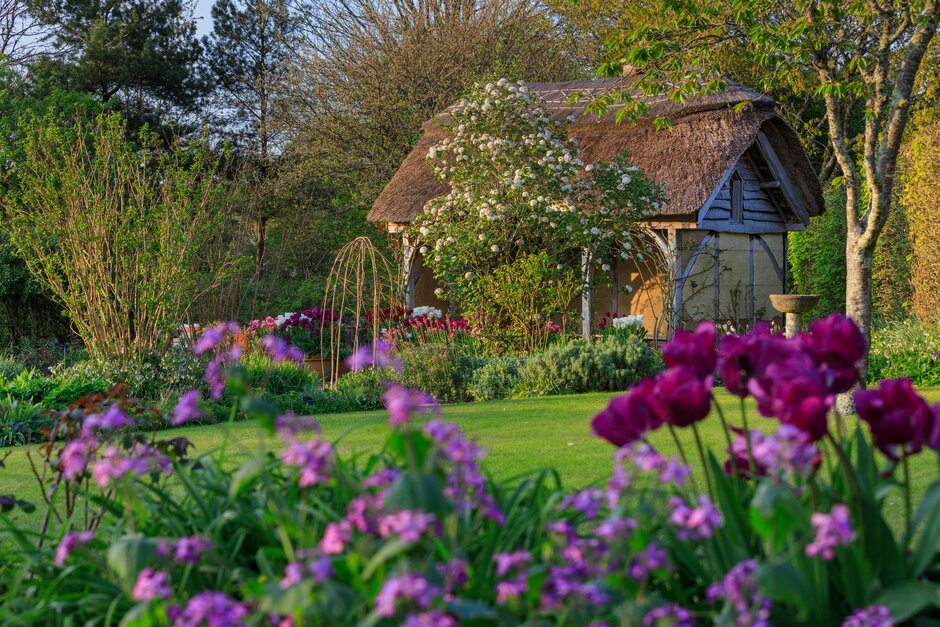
[92,444,171,488]
[346,339,401,372]
[132,567,171,602]
[54,530,94,566]
[280,554,333,589]
[192,322,240,356]
[424,419,503,522]
[82,406,134,436]
[842,605,894,627]
[402,611,458,627]
[643,603,696,626]
[279,438,334,487]
[628,542,670,579]
[378,510,436,543]
[667,495,723,540]
[494,551,531,604]
[707,560,771,627]
[158,536,214,565]
[261,334,304,364]
[375,573,440,618]
[724,425,819,478]
[383,384,439,427]
[172,591,249,627]
[558,488,605,519]
[195,322,242,400]
[172,390,204,426]
[275,412,321,440]
[806,504,854,560]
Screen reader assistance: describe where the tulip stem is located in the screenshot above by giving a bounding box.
[691,421,716,501]
[902,452,913,552]
[710,393,736,464]
[739,397,757,476]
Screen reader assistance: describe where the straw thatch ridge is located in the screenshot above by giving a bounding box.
[368,78,824,224]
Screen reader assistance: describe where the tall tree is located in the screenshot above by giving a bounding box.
[25,0,205,128]
[205,0,297,281]
[594,0,940,375]
[1,0,43,66]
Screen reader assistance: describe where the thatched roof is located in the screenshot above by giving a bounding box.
[368,78,824,224]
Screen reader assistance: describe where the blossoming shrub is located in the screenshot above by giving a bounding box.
[868,317,940,386]
[3,318,940,625]
[412,79,664,312]
[518,334,662,396]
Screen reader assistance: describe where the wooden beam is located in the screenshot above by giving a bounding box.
[754,131,811,226]
[713,233,721,321]
[747,235,756,326]
[696,158,740,225]
[401,234,417,308]
[673,231,714,332]
[754,234,785,285]
[759,180,781,189]
[783,232,789,293]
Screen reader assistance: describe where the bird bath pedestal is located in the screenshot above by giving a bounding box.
[769,294,819,338]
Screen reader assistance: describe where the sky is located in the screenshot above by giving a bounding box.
[193,0,214,37]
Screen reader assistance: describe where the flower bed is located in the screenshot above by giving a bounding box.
[2,316,939,624]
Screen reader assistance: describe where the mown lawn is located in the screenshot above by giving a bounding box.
[2,388,940,527]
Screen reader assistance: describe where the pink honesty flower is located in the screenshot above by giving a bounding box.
[54,530,94,566]
[172,390,203,426]
[806,504,854,560]
[557,488,605,519]
[663,321,717,379]
[378,510,435,543]
[192,322,240,356]
[842,605,894,627]
[275,412,321,440]
[403,611,458,627]
[382,384,439,426]
[82,405,134,436]
[60,437,97,481]
[319,522,350,555]
[668,495,723,540]
[91,444,170,488]
[262,334,304,364]
[132,567,171,601]
[493,551,531,577]
[204,344,243,400]
[724,425,820,478]
[375,573,439,617]
[279,438,333,487]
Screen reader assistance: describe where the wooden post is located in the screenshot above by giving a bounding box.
[713,233,721,321]
[610,258,619,315]
[668,229,681,333]
[747,235,756,326]
[402,234,416,309]
[581,250,592,339]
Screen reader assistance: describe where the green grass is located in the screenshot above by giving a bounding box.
[3,388,940,526]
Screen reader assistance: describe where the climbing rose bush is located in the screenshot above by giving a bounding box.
[412,78,665,309]
[1,316,939,625]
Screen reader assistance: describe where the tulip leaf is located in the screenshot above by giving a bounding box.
[875,581,940,623]
[385,431,433,469]
[446,599,498,621]
[908,481,940,577]
[362,538,410,580]
[107,535,158,586]
[118,603,156,627]
[229,456,268,499]
[755,560,812,614]
[241,397,280,433]
[384,472,451,517]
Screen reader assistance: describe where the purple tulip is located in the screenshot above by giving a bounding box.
[751,356,833,441]
[718,323,798,398]
[800,314,866,393]
[592,379,663,447]
[653,366,713,427]
[855,378,932,459]
[663,321,717,379]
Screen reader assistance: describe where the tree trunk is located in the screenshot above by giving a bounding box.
[255,216,268,283]
[845,235,874,379]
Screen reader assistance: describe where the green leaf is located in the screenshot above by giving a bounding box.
[362,538,410,580]
[257,579,315,614]
[107,535,158,587]
[756,560,812,613]
[384,472,452,517]
[875,581,940,623]
[241,396,280,433]
[118,603,156,627]
[446,599,498,621]
[229,456,268,499]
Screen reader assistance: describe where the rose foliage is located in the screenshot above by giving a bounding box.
[1,317,940,625]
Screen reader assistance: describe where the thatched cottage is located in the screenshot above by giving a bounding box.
[367,78,825,340]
